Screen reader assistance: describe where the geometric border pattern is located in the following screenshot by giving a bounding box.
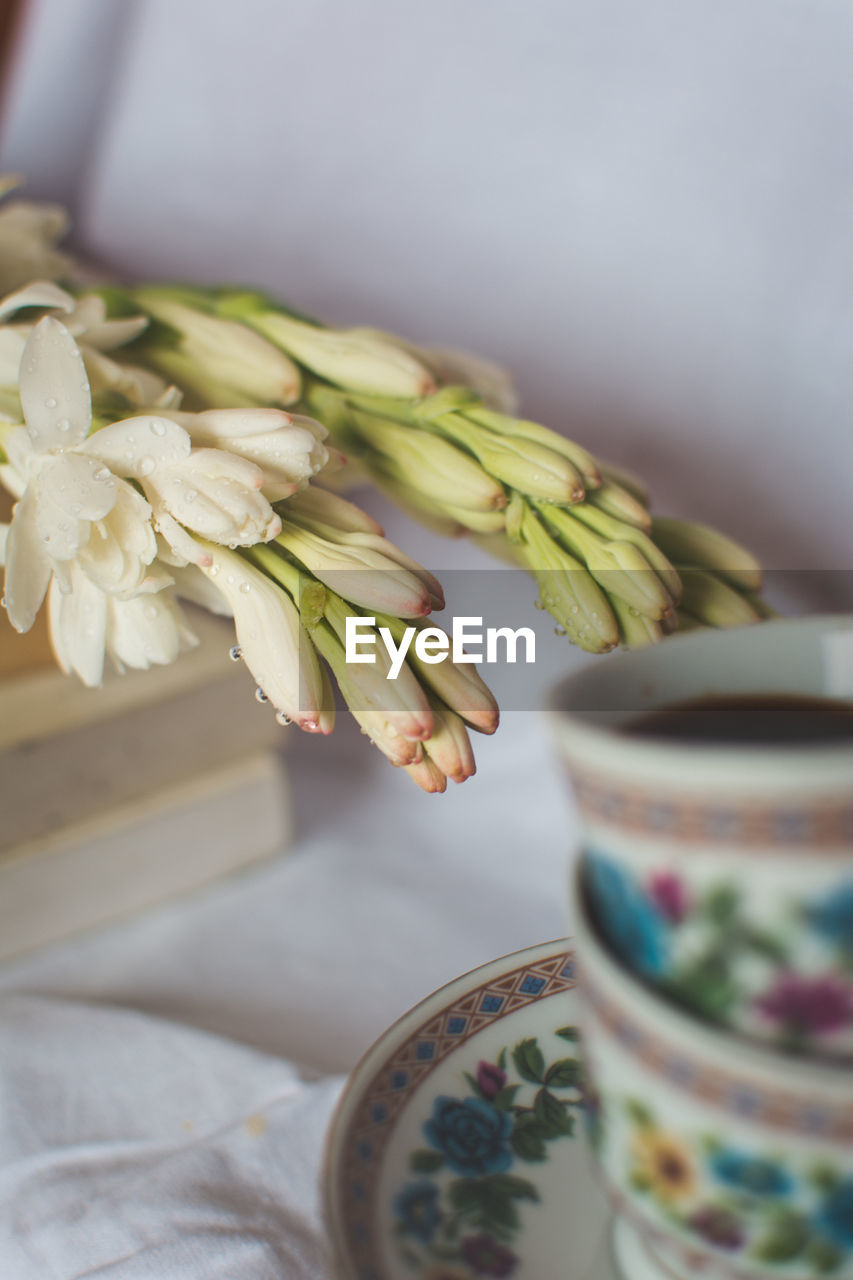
[583,969,853,1141]
[571,769,853,851]
[333,949,576,1280]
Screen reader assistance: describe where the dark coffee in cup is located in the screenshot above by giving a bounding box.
[623,693,853,745]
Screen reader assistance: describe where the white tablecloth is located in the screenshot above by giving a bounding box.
[0,704,576,1278]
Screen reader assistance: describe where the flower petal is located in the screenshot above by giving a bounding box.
[19,317,92,449]
[46,566,107,686]
[0,328,28,385]
[0,280,74,321]
[38,452,117,521]
[153,511,212,567]
[106,589,198,671]
[3,486,52,630]
[78,480,156,596]
[200,545,325,728]
[81,414,191,475]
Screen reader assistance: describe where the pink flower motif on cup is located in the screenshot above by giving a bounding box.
[476,1060,507,1100]
[647,872,689,924]
[755,973,853,1036]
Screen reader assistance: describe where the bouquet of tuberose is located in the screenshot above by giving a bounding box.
[0,178,768,790]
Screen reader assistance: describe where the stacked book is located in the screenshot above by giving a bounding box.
[0,597,292,962]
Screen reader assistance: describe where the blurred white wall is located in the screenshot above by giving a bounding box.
[2,0,852,593]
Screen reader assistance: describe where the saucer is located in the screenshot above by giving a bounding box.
[324,939,620,1280]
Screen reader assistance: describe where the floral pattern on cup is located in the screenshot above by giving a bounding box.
[585,850,853,1053]
[392,1030,583,1276]
[619,1097,853,1273]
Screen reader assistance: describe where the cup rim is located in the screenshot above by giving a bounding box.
[570,859,853,1096]
[548,613,853,770]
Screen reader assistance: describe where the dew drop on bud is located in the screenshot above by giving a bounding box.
[554,625,567,636]
[0,596,5,608]
[149,420,166,436]
[229,645,242,661]
[209,564,219,577]
[303,719,319,731]
[570,606,578,615]
[275,710,292,726]
[534,598,545,610]
[137,456,155,477]
[239,581,251,594]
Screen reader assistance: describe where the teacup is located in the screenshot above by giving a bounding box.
[570,862,853,1280]
[549,614,853,1060]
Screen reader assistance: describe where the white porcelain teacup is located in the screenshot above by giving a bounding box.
[570,862,853,1280]
[550,615,853,1060]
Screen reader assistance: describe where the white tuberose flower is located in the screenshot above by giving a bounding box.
[47,563,198,687]
[2,316,153,631]
[0,285,171,407]
[0,180,73,295]
[82,416,282,565]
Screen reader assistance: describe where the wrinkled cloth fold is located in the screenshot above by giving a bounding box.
[0,995,343,1280]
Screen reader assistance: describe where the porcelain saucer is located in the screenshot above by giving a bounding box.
[324,939,621,1280]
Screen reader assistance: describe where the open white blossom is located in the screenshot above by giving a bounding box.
[0,283,172,407]
[1,317,156,631]
[47,563,198,686]
[0,178,73,295]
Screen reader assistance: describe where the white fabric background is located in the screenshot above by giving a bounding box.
[1,1,852,1276]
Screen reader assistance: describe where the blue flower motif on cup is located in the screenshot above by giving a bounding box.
[585,851,669,979]
[423,1096,514,1176]
[818,1178,853,1247]
[393,1181,442,1243]
[710,1148,794,1197]
[809,882,853,951]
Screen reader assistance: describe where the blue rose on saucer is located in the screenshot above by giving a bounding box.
[808,882,853,950]
[818,1178,853,1247]
[710,1148,793,1197]
[393,1181,442,1242]
[585,851,669,978]
[424,1096,513,1176]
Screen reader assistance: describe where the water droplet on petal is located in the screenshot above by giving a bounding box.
[45,397,57,409]
[144,605,158,620]
[534,598,545,610]
[56,418,70,433]
[137,456,155,477]
[570,606,578,615]
[239,581,251,594]
[229,645,242,661]
[275,710,292,726]
[149,420,166,436]
[254,687,268,703]
[93,466,110,481]
[184,488,198,503]
[209,564,219,577]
